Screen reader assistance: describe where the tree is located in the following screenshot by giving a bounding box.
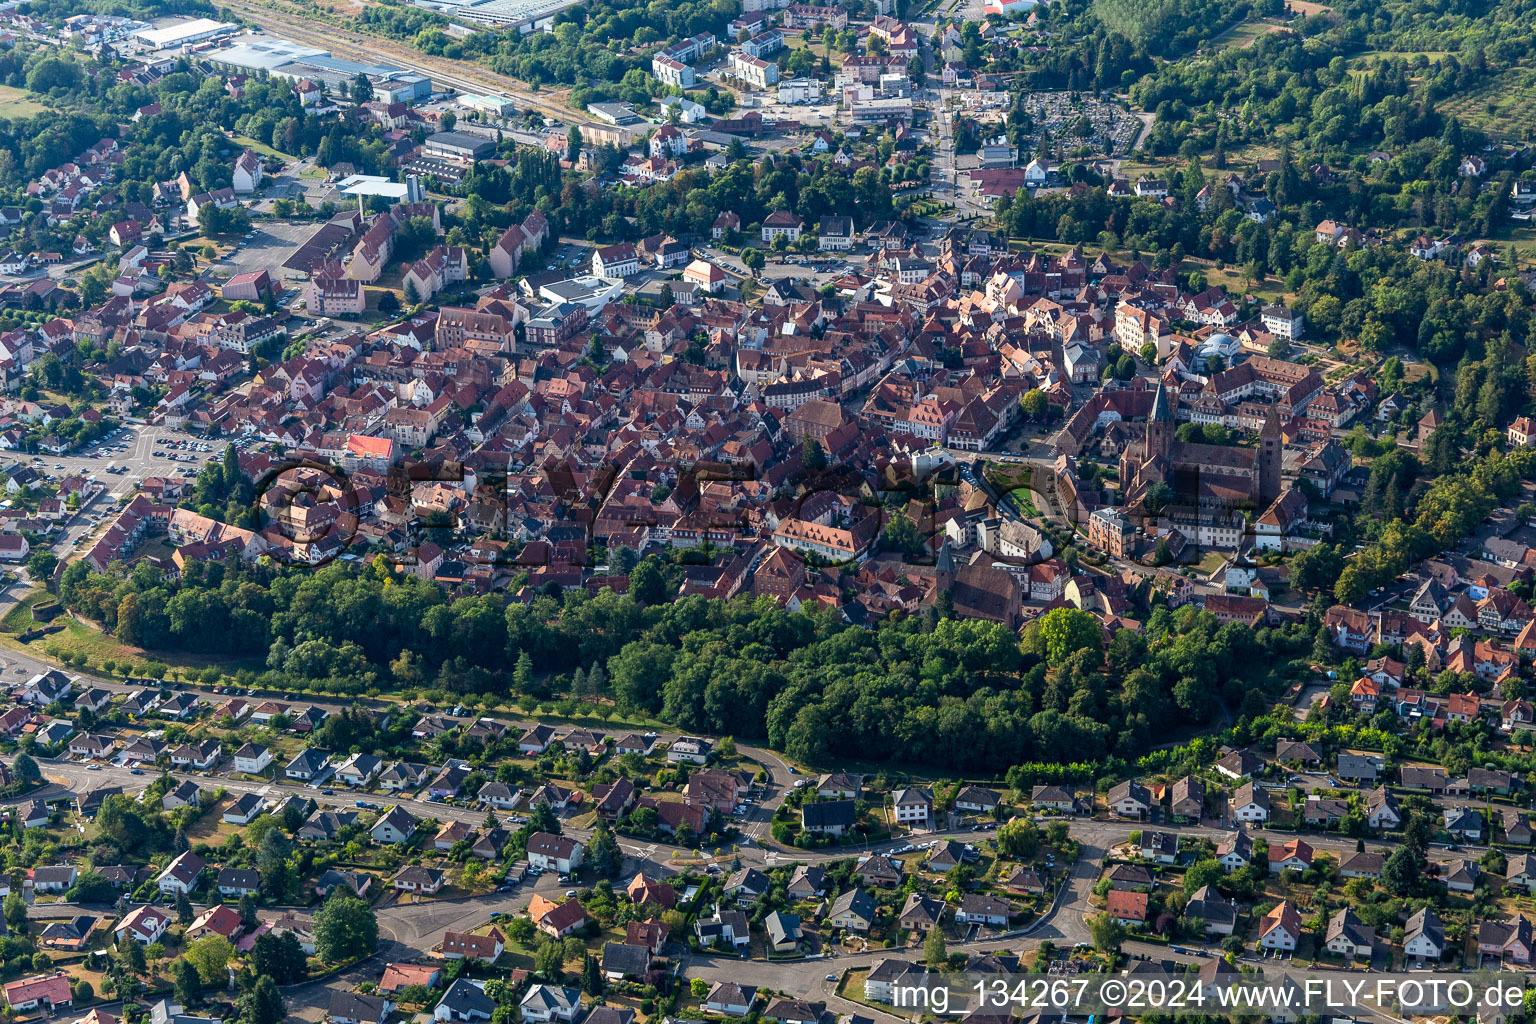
[173,958,201,1006]
[628,559,669,605]
[25,550,57,581]
[1089,913,1125,955]
[378,291,401,315]
[250,930,307,985]
[13,753,39,785]
[1143,480,1174,515]
[1183,858,1223,894]
[351,72,374,104]
[313,893,379,962]
[996,819,1039,859]
[567,125,583,163]
[257,826,293,900]
[1380,845,1420,896]
[534,938,565,978]
[1032,607,1103,666]
[239,975,286,1024]
[923,924,947,966]
[66,871,114,903]
[120,937,147,975]
[802,437,828,471]
[185,935,234,984]
[588,823,621,876]
[528,800,561,836]
[175,888,194,924]
[1019,389,1048,421]
[691,978,710,998]
[581,952,603,995]
[4,894,25,933]
[740,248,765,275]
[508,918,537,946]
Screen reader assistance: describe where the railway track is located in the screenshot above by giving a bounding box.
[220,0,578,122]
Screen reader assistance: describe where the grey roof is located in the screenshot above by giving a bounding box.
[285,748,331,773]
[329,990,389,1023]
[439,978,495,1018]
[1337,753,1380,778]
[802,799,856,829]
[725,867,769,894]
[899,892,944,924]
[1445,807,1484,833]
[226,792,264,816]
[1184,885,1236,927]
[1324,907,1375,949]
[216,867,260,889]
[1405,907,1445,948]
[765,910,801,946]
[601,941,651,977]
[1108,779,1150,804]
[521,984,582,1016]
[869,958,921,983]
[299,809,358,839]
[706,982,756,1007]
[829,887,875,922]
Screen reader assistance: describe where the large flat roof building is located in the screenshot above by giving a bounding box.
[424,131,497,163]
[205,38,431,103]
[133,18,238,49]
[406,0,579,30]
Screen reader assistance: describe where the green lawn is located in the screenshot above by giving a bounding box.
[1212,21,1281,48]
[232,134,301,163]
[0,84,52,118]
[0,586,261,679]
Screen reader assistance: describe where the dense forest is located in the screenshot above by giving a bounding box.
[55,551,1317,773]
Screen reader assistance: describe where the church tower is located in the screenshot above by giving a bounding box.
[1258,405,1283,504]
[1146,381,1173,460]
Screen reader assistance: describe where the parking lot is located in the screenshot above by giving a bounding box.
[204,220,320,284]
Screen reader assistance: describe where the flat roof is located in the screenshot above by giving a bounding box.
[410,0,577,21]
[538,275,624,306]
[336,175,411,199]
[205,38,327,71]
[133,17,236,47]
[426,131,496,152]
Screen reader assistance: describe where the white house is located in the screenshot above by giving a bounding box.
[156,851,206,895]
[526,832,585,874]
[231,742,272,774]
[1258,901,1302,951]
[1230,782,1270,823]
[371,806,419,845]
[891,788,933,829]
[232,149,264,194]
[592,243,639,280]
[520,985,583,1024]
[116,905,170,945]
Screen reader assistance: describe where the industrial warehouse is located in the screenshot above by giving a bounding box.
[201,35,432,103]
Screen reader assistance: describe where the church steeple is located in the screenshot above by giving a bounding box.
[1259,404,1283,504]
[1150,380,1173,423]
[1146,381,1173,459]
